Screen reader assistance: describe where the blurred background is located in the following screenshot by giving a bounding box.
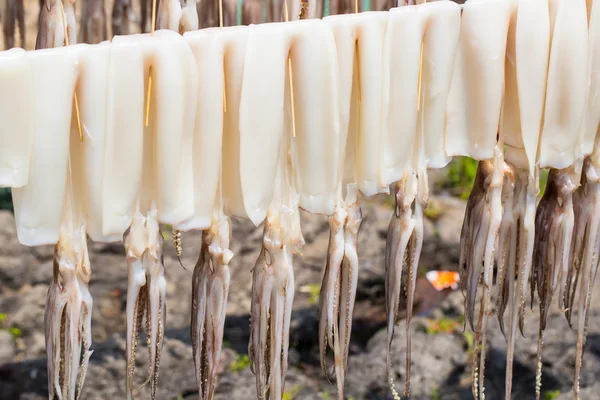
[0,1,597,399]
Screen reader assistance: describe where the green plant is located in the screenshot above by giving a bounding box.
[0,313,22,339]
[543,390,560,400]
[463,330,475,357]
[160,224,173,244]
[444,157,478,199]
[430,386,440,400]
[282,384,300,400]
[229,353,250,373]
[539,169,549,198]
[8,327,22,339]
[425,317,460,335]
[423,204,443,221]
[301,283,321,306]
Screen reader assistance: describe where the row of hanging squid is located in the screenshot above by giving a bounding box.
[0,0,410,49]
[0,0,598,399]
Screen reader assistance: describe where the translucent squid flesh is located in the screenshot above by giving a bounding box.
[191,215,233,400]
[45,228,93,400]
[458,148,506,400]
[384,169,426,399]
[531,168,577,400]
[565,159,600,399]
[496,168,538,400]
[318,184,362,400]
[124,211,166,400]
[249,204,303,400]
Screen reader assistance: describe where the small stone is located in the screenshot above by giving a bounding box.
[0,330,16,362]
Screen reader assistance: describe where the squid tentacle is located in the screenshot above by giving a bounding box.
[249,211,300,400]
[569,159,600,399]
[384,177,416,399]
[45,232,93,400]
[124,212,166,400]
[532,168,577,400]
[191,216,233,400]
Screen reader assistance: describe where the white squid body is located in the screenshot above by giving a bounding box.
[238,19,339,225]
[0,48,34,188]
[12,47,77,246]
[181,26,248,231]
[102,30,197,238]
[325,11,388,197]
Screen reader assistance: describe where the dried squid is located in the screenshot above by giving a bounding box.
[79,0,108,44]
[381,2,460,397]
[1,0,25,49]
[27,11,98,399]
[526,0,588,398]
[560,0,600,398]
[444,0,513,397]
[101,31,197,399]
[240,19,339,399]
[183,26,243,399]
[36,0,66,50]
[48,42,112,400]
[320,11,388,398]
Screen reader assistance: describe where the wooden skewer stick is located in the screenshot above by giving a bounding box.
[417,0,426,111]
[284,1,298,138]
[145,0,157,127]
[355,0,361,102]
[220,0,227,112]
[59,3,83,142]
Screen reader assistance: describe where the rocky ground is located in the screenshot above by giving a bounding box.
[0,191,599,400]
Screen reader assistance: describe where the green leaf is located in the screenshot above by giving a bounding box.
[9,327,22,339]
[282,385,300,400]
[229,353,250,372]
[543,390,560,400]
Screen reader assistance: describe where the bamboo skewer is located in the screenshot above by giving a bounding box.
[284,1,297,138]
[59,2,82,141]
[145,0,157,127]
[221,0,227,112]
[417,1,426,111]
[356,0,361,102]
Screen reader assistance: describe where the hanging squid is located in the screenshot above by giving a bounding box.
[101,31,197,399]
[382,2,460,397]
